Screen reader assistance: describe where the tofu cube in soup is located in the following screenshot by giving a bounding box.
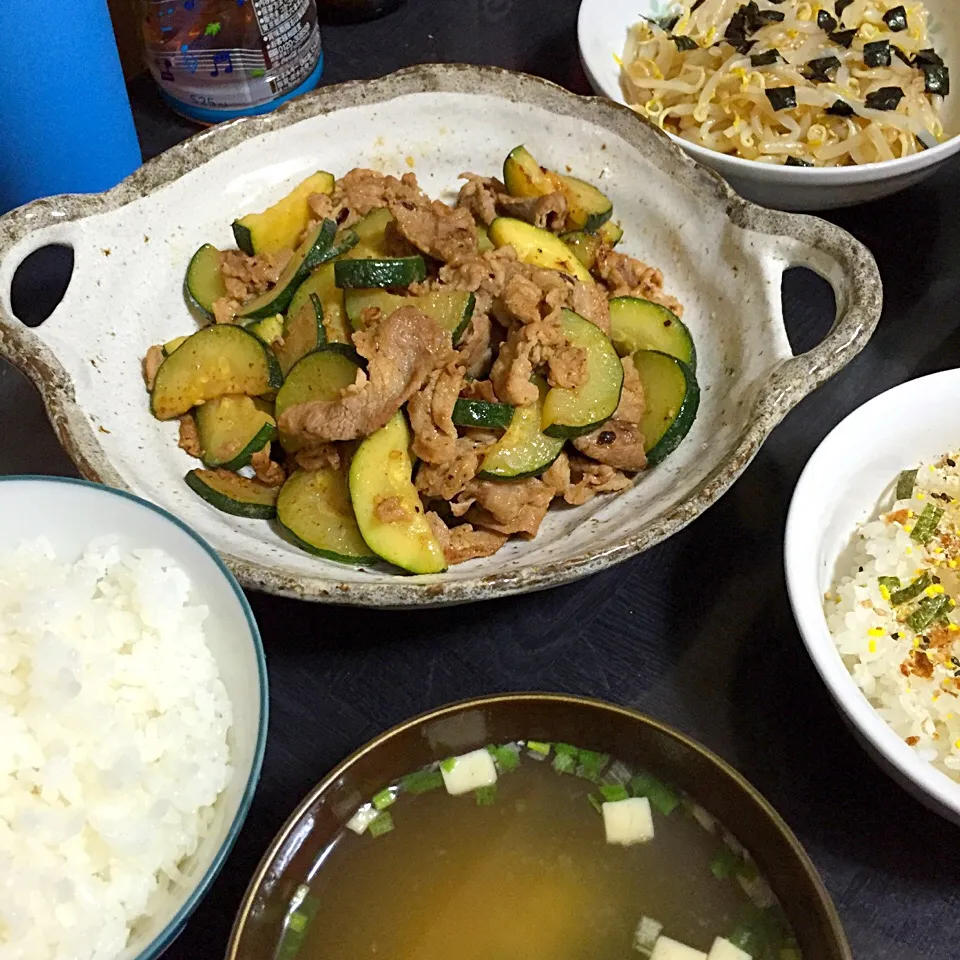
[649,936,708,960]
[602,795,654,845]
[707,938,752,960]
[441,749,498,796]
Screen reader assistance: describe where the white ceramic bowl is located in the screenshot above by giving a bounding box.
[0,476,268,959]
[578,0,960,210]
[784,371,960,825]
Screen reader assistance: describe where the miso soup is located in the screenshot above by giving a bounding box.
[276,742,801,960]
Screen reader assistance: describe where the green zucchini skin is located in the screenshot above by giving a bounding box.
[184,243,226,321]
[633,349,700,466]
[451,398,515,431]
[184,469,279,519]
[334,256,427,289]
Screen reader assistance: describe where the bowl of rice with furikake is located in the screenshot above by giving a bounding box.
[0,476,267,960]
[578,0,960,209]
[785,370,960,825]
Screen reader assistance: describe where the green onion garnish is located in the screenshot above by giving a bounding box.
[576,749,609,782]
[368,811,394,838]
[897,468,919,500]
[440,757,457,774]
[372,787,396,811]
[475,784,497,806]
[710,846,740,879]
[911,503,944,543]
[400,769,444,794]
[487,744,520,772]
[526,740,550,756]
[588,793,604,815]
[552,743,578,774]
[599,783,630,803]
[890,573,932,605]
[276,887,318,960]
[630,771,681,815]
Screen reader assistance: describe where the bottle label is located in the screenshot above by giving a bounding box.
[143,0,321,113]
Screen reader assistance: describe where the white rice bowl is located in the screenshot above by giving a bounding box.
[0,536,234,960]
[826,458,960,784]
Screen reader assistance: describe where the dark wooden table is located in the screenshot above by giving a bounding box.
[3,1,960,957]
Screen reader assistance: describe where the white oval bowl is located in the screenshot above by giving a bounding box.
[0,476,268,959]
[785,371,960,825]
[578,0,960,210]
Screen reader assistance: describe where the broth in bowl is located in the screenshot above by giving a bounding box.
[275,742,799,960]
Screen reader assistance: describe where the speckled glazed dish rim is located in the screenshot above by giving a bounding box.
[225,693,852,960]
[0,64,883,606]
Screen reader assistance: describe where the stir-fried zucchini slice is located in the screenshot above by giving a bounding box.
[274,345,363,452]
[349,412,447,574]
[246,312,284,345]
[502,145,613,232]
[488,217,593,284]
[162,336,188,357]
[232,170,335,255]
[277,467,377,564]
[334,256,427,289]
[274,292,325,376]
[451,398,514,431]
[633,349,700,465]
[184,243,226,321]
[238,219,339,320]
[541,309,623,439]
[479,377,565,480]
[195,395,276,471]
[150,325,282,421]
[185,469,279,519]
[609,297,696,371]
[340,207,395,259]
[343,288,475,343]
[288,262,351,343]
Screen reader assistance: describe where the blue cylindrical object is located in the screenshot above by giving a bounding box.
[0,0,142,213]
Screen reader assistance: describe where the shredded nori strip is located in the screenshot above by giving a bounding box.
[915,49,945,67]
[691,0,707,11]
[753,8,785,26]
[879,576,902,592]
[835,0,853,17]
[826,99,855,116]
[817,9,838,33]
[911,503,944,543]
[906,595,951,633]
[896,468,918,500]
[863,40,891,68]
[766,86,797,110]
[661,14,681,31]
[923,65,950,96]
[891,573,933,606]
[785,157,813,166]
[803,56,841,82]
[829,28,857,48]
[724,5,753,53]
[750,49,782,67]
[883,5,908,32]
[672,35,699,51]
[864,86,905,111]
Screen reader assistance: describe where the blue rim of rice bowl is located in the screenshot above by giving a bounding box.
[0,474,269,959]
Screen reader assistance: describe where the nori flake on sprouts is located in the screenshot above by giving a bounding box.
[915,49,945,67]
[863,40,892,68]
[893,46,914,66]
[661,14,681,31]
[765,86,797,111]
[834,0,853,17]
[817,9,838,33]
[672,35,699,51]
[724,2,783,53]
[826,99,855,117]
[750,49,782,67]
[864,86,905,111]
[690,0,707,11]
[803,56,841,82]
[785,157,814,166]
[923,65,950,96]
[829,28,857,48]
[883,5,908,32]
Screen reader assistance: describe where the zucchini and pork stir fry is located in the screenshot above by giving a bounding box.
[143,146,700,574]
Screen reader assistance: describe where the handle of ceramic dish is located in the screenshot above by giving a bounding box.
[763,224,882,414]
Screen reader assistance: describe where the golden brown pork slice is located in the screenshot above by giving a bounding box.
[426,512,509,565]
[407,362,465,465]
[278,307,453,443]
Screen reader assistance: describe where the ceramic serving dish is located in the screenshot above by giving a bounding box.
[0,475,268,959]
[226,693,851,960]
[578,0,960,210]
[785,371,960,826]
[0,64,882,607]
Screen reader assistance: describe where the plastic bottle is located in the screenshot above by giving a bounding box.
[0,0,142,212]
[140,0,323,124]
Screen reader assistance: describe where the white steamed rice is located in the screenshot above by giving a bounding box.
[0,536,233,960]
[827,456,960,783]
